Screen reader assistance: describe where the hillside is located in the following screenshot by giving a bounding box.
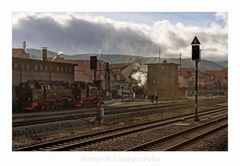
[26,48,228,71]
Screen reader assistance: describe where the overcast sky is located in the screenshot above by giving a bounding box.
[12,12,228,61]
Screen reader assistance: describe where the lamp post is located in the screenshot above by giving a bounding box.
[191,36,201,122]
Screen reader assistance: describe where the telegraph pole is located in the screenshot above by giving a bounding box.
[105,62,110,99]
[191,36,201,122]
[159,47,161,63]
[179,53,182,76]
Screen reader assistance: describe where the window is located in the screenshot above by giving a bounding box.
[65,67,68,72]
[35,64,38,70]
[56,66,59,72]
[61,67,63,72]
[21,63,24,69]
[44,65,48,71]
[40,65,43,70]
[26,64,30,70]
[69,68,72,72]
[14,63,18,69]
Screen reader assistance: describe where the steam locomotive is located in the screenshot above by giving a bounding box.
[15,80,100,111]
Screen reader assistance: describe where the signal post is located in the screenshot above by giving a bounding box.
[191,36,201,122]
[90,56,104,125]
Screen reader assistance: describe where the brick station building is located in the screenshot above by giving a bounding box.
[12,48,76,87]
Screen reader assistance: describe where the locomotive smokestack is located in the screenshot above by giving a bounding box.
[42,47,48,62]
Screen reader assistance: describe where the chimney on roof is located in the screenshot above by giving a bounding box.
[22,41,26,52]
[42,47,48,62]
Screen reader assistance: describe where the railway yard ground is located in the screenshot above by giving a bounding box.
[12,96,228,151]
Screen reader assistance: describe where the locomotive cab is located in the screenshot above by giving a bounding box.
[72,82,87,107]
[16,81,43,110]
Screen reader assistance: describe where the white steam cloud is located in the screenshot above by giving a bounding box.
[131,71,147,87]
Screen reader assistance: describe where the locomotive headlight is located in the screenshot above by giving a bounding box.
[28,98,31,101]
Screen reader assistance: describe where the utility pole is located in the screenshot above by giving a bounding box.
[191,36,201,122]
[179,53,182,76]
[105,62,110,99]
[159,47,161,63]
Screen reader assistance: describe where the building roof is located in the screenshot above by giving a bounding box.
[145,62,178,66]
[47,56,65,62]
[213,69,228,78]
[109,63,132,70]
[48,56,108,80]
[12,48,29,58]
[115,72,126,81]
[13,57,77,67]
[180,67,193,78]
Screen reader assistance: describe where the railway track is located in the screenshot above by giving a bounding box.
[126,116,227,151]
[13,102,187,127]
[13,101,185,120]
[13,97,225,119]
[13,97,226,127]
[13,100,180,119]
[14,106,227,151]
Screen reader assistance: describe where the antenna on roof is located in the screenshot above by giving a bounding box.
[98,49,101,58]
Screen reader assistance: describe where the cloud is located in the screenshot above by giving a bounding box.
[12,12,228,61]
[215,12,228,26]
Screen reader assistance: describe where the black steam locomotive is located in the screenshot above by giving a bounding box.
[15,80,100,111]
